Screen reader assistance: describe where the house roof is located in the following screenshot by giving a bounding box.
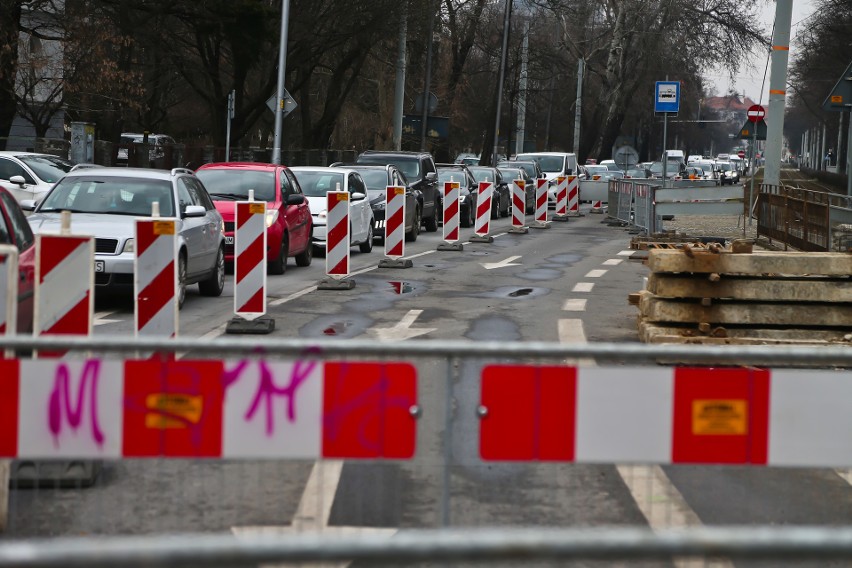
[704,95,758,111]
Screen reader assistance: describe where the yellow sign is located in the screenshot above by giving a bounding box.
[153,220,175,235]
[392,186,405,196]
[145,393,203,429]
[335,192,349,202]
[832,95,843,104]
[692,400,747,435]
[248,203,265,215]
[741,129,750,136]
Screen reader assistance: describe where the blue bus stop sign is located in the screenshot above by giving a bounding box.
[655,81,680,113]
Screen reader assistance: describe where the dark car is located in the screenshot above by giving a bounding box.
[354,151,440,232]
[466,166,510,219]
[498,159,544,183]
[436,164,478,228]
[333,164,421,243]
[0,187,35,333]
[497,166,536,213]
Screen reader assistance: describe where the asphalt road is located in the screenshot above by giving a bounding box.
[5,205,852,567]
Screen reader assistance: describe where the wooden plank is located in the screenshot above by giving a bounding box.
[647,274,852,302]
[648,250,852,275]
[639,295,852,326]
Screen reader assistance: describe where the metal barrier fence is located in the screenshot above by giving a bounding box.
[756,184,852,251]
[605,180,660,234]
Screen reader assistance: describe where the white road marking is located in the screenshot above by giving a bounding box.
[93,311,121,326]
[405,249,437,260]
[366,309,436,341]
[617,250,635,256]
[562,299,587,312]
[603,258,623,266]
[584,269,607,278]
[269,286,318,307]
[572,282,594,293]
[480,255,521,270]
[557,317,719,567]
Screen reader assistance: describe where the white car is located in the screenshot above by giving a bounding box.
[289,166,374,255]
[0,151,74,204]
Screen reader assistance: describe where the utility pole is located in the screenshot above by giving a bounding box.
[573,58,584,154]
[420,0,437,152]
[225,90,235,161]
[763,0,793,186]
[492,0,512,166]
[271,0,291,165]
[515,21,529,156]
[392,1,408,151]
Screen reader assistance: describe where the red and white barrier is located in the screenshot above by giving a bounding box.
[591,200,604,213]
[553,176,568,219]
[533,178,550,227]
[234,200,267,318]
[384,186,406,258]
[135,217,178,337]
[325,190,350,279]
[0,358,417,460]
[567,175,580,215]
[442,180,460,243]
[474,181,493,237]
[510,178,528,234]
[34,233,94,356]
[0,245,17,338]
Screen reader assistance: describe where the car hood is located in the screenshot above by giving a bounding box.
[306,195,327,216]
[28,212,159,239]
[213,200,280,222]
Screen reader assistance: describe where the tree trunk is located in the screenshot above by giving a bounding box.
[0,1,22,149]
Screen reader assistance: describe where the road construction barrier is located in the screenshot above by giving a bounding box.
[325,190,350,278]
[0,246,17,338]
[616,180,633,224]
[441,180,460,244]
[233,200,267,318]
[474,181,493,237]
[34,233,94,356]
[579,179,609,205]
[135,217,178,337]
[511,179,526,227]
[553,176,568,219]
[567,175,580,215]
[632,183,661,234]
[534,179,549,224]
[383,186,406,258]
[654,184,744,216]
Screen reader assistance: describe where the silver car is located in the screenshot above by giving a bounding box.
[24,167,225,307]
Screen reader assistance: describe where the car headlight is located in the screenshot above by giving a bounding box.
[266,209,279,228]
[123,238,134,253]
[317,210,327,219]
[372,200,386,211]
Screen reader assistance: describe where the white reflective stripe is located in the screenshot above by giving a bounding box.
[385,187,405,257]
[443,186,459,240]
[576,367,673,463]
[136,233,175,293]
[236,206,265,258]
[0,248,16,335]
[235,260,266,312]
[137,294,177,337]
[36,241,91,334]
[556,177,568,213]
[325,193,349,275]
[475,182,493,235]
[536,182,548,220]
[512,181,525,224]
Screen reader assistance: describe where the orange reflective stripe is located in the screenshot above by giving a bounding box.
[770,89,786,95]
[772,45,790,50]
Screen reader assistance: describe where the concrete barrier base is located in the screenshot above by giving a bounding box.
[378,258,414,268]
[508,226,529,234]
[469,234,494,243]
[437,242,464,251]
[226,315,275,335]
[318,278,356,290]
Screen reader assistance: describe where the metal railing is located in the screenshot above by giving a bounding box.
[756,184,852,251]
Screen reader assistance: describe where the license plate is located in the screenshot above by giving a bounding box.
[225,236,234,245]
[95,260,105,273]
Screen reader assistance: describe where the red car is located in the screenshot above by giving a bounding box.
[0,187,35,333]
[195,163,313,274]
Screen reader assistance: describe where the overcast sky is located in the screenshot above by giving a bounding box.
[707,0,817,102]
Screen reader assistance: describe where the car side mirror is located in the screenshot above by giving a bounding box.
[425,172,437,183]
[19,199,36,211]
[286,194,305,205]
[351,192,367,201]
[9,175,27,187]
[183,205,207,218]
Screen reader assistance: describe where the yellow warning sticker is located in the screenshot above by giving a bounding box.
[831,95,843,104]
[153,221,175,236]
[392,186,405,196]
[248,203,265,215]
[692,399,747,435]
[335,192,349,202]
[145,393,203,429]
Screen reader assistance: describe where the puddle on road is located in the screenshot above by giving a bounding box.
[301,315,372,339]
[465,286,549,300]
[508,288,533,297]
[467,251,491,256]
[387,281,414,294]
[545,253,582,265]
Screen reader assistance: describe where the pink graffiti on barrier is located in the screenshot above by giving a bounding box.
[48,360,105,448]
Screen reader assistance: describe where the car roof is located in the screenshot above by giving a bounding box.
[359,150,428,157]
[0,151,57,158]
[197,162,283,171]
[290,166,356,174]
[62,167,186,180]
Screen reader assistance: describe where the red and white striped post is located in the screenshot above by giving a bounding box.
[509,178,529,234]
[567,175,580,216]
[318,188,355,290]
[135,206,178,339]
[591,199,604,213]
[34,212,94,358]
[470,181,494,243]
[553,176,570,222]
[0,245,18,358]
[227,191,274,333]
[531,178,551,229]
[378,185,413,268]
[437,180,463,251]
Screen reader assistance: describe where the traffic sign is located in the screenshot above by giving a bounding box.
[738,119,767,140]
[266,89,298,117]
[822,60,852,112]
[738,150,746,158]
[654,81,680,113]
[747,104,766,123]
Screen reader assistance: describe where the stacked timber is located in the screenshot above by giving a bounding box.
[635,246,852,345]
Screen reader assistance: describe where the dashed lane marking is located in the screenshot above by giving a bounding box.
[603,258,623,266]
[572,282,594,293]
[585,269,607,278]
[562,299,587,312]
[617,250,635,256]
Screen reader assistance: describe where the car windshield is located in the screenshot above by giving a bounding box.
[718,162,732,171]
[121,135,144,144]
[437,170,465,185]
[195,169,276,202]
[350,169,390,192]
[499,168,525,181]
[38,177,175,216]
[357,156,420,180]
[587,166,608,175]
[467,168,498,183]
[626,169,645,178]
[649,162,663,174]
[18,154,73,183]
[293,171,346,197]
[517,154,563,173]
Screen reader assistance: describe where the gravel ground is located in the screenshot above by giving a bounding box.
[657,214,758,243]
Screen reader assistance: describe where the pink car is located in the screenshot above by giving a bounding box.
[0,187,35,333]
[195,163,313,274]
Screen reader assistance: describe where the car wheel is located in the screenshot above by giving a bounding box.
[491,199,499,220]
[500,196,510,217]
[199,245,225,297]
[405,206,421,242]
[294,235,312,267]
[177,251,187,310]
[359,223,374,253]
[424,208,439,232]
[268,232,289,275]
[461,203,472,228]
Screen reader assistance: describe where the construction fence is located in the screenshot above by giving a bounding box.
[757,184,852,251]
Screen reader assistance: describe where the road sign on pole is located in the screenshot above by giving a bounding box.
[266,89,298,118]
[654,81,680,114]
[747,104,766,123]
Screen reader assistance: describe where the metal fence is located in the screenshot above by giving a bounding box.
[605,180,660,234]
[756,184,852,251]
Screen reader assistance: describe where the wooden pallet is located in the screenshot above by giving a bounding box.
[633,248,852,346]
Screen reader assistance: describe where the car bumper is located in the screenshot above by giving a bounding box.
[94,254,134,289]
